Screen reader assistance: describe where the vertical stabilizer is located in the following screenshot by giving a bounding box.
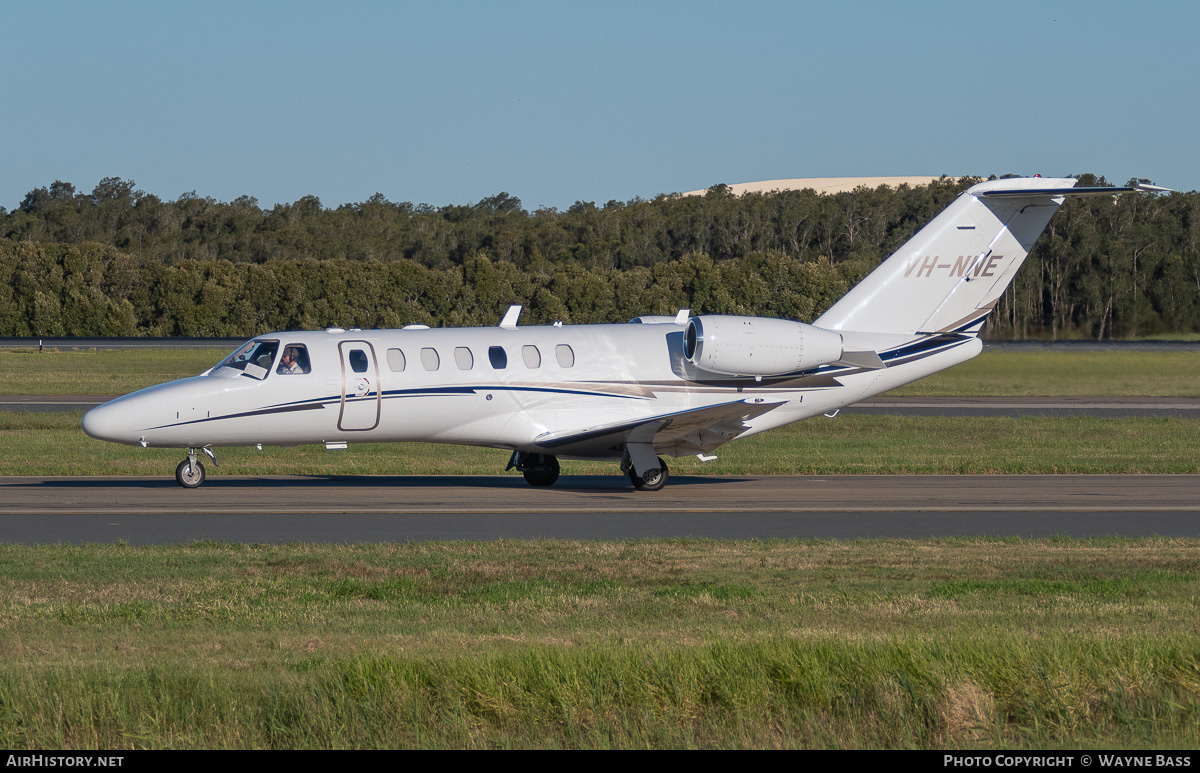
[813,177,1079,335]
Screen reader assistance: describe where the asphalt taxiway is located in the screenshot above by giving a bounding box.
[1,474,1197,543]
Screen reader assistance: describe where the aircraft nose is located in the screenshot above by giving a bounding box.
[82,400,139,444]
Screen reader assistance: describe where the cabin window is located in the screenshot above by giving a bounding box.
[454,347,474,370]
[386,348,406,372]
[278,344,311,375]
[556,344,575,368]
[349,349,369,373]
[488,346,507,369]
[420,348,440,371]
[522,345,541,368]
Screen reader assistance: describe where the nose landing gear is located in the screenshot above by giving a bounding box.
[175,458,205,488]
[175,447,217,489]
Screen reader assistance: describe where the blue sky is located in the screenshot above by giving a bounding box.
[2,1,1196,212]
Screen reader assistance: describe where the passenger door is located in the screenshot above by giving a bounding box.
[338,341,380,431]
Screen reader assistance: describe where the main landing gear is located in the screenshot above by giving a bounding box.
[625,455,669,491]
[175,447,217,489]
[508,452,560,487]
[509,450,670,491]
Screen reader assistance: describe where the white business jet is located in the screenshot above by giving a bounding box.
[82,177,1164,489]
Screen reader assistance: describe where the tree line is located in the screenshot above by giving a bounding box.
[1,175,1196,339]
[0,241,866,337]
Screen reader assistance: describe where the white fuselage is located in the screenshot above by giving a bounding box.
[81,320,980,459]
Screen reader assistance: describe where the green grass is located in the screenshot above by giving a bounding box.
[0,538,1197,748]
[3,410,1198,476]
[0,348,218,395]
[888,349,1200,397]
[4,347,1198,748]
[1126,332,1200,341]
[2,347,1200,396]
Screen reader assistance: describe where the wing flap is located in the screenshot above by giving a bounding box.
[534,399,783,454]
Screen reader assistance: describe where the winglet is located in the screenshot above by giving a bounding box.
[499,305,522,328]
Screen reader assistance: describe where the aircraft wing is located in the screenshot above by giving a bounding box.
[533,399,783,456]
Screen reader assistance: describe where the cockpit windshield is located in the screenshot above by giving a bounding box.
[214,339,279,380]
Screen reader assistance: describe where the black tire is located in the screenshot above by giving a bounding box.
[175,458,206,489]
[629,456,669,491]
[522,454,560,487]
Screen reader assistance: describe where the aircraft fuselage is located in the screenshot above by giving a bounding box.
[82,321,978,459]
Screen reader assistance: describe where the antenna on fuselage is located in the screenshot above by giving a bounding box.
[499,305,522,328]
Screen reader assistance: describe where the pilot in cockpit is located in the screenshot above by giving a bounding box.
[277,346,310,375]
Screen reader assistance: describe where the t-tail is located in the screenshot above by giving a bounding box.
[813,177,1165,337]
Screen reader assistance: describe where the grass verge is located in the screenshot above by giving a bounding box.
[2,347,1199,397]
[0,348,217,395]
[0,538,1196,748]
[887,348,1200,396]
[4,411,1199,476]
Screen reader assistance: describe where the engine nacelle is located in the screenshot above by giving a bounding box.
[683,315,845,376]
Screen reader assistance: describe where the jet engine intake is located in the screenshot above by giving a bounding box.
[684,315,845,376]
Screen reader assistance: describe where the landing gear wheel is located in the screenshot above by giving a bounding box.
[629,456,669,491]
[175,458,206,489]
[522,454,560,487]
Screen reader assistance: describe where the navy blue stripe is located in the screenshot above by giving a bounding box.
[806,335,969,376]
[954,315,990,334]
[801,334,971,378]
[379,385,643,401]
[146,401,326,430]
[880,335,969,362]
[381,387,475,398]
[260,384,646,413]
[469,385,644,401]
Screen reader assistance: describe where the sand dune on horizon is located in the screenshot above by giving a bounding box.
[682,176,946,197]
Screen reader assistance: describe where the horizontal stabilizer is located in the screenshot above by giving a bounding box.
[976,182,1170,199]
[835,350,886,370]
